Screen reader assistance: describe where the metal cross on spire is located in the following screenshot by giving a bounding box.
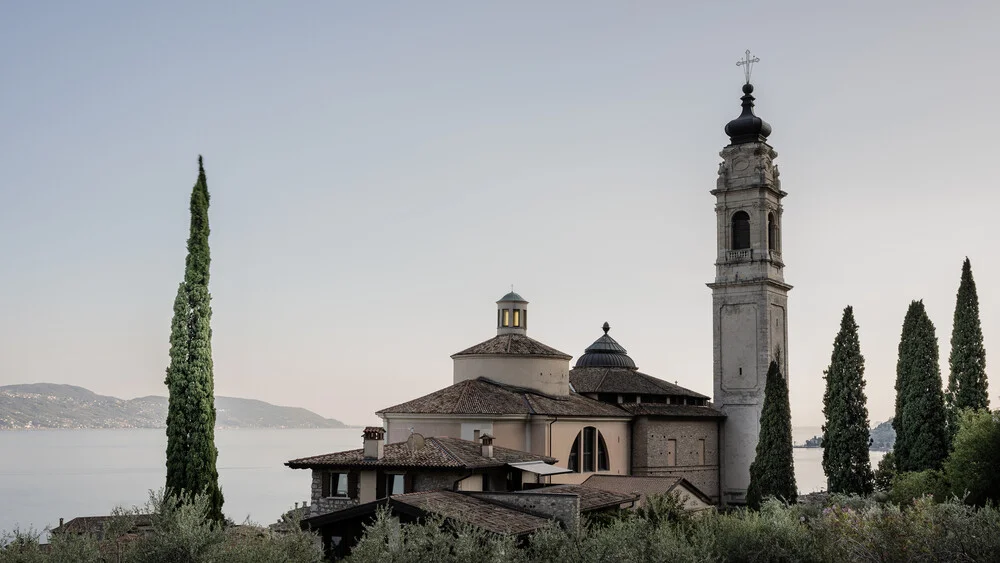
[736,49,760,84]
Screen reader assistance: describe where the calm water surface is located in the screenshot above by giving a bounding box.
[0,428,360,536]
[0,427,884,536]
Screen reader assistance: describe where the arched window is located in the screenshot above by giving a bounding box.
[568,426,610,473]
[767,212,777,251]
[731,211,750,250]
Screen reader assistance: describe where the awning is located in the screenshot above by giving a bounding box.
[507,461,574,476]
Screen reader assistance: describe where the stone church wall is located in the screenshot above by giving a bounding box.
[631,417,721,503]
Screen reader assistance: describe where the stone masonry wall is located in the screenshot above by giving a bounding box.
[309,470,359,516]
[631,417,721,503]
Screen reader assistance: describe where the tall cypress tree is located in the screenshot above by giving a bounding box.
[893,300,948,472]
[946,258,988,437]
[164,156,224,523]
[746,358,797,509]
[821,306,875,495]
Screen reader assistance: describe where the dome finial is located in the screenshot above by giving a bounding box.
[602,321,610,335]
[736,49,759,85]
[724,50,772,145]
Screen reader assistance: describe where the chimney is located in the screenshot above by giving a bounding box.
[59,518,64,528]
[480,433,494,458]
[363,426,386,460]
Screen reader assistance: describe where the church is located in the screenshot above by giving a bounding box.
[289,70,789,523]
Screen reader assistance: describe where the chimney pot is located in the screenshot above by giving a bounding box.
[480,433,494,458]
[363,426,386,460]
[59,518,64,528]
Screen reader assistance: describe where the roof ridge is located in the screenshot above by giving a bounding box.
[596,368,611,389]
[432,437,472,466]
[452,379,475,414]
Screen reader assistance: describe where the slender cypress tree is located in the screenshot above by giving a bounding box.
[164,156,224,523]
[821,306,875,495]
[746,358,798,509]
[893,300,948,472]
[946,258,988,438]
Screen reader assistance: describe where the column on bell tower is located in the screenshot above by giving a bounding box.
[708,79,792,505]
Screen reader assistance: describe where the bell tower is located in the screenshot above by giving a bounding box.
[708,53,791,505]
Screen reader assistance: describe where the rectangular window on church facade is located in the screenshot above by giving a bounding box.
[502,309,510,327]
[698,439,706,465]
[513,309,520,327]
[667,439,676,466]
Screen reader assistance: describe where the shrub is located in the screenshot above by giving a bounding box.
[889,470,949,505]
[944,409,1000,506]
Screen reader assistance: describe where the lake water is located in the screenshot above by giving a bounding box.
[0,427,884,537]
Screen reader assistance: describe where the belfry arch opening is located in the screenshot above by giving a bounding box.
[768,212,777,251]
[731,211,750,250]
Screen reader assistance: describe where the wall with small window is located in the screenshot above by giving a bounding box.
[310,469,361,515]
[548,420,629,485]
[630,417,721,503]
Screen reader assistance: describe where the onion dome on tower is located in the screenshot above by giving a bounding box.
[724,83,772,145]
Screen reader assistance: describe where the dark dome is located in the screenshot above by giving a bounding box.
[497,291,527,303]
[574,322,637,370]
[724,83,772,145]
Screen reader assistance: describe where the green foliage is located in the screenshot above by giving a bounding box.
[893,300,948,472]
[889,470,949,505]
[944,409,1000,506]
[946,258,989,441]
[634,492,692,529]
[164,157,224,523]
[345,497,1000,562]
[821,306,875,495]
[0,490,323,563]
[873,451,896,492]
[747,359,798,509]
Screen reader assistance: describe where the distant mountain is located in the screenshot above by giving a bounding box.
[0,383,351,430]
[869,418,896,451]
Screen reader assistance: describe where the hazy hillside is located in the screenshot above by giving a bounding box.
[0,383,350,430]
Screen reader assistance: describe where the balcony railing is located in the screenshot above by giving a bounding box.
[726,249,752,262]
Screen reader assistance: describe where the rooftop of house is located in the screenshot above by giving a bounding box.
[377,377,629,418]
[391,490,554,535]
[515,484,639,512]
[451,333,572,360]
[51,514,154,536]
[581,475,714,506]
[301,486,639,537]
[285,435,557,469]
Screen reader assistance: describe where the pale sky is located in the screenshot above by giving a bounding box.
[1,1,996,428]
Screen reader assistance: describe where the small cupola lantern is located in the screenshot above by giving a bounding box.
[362,426,385,460]
[496,289,528,336]
[480,433,495,458]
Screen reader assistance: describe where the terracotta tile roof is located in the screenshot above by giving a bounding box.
[285,435,556,469]
[51,515,154,536]
[570,367,710,400]
[519,484,638,511]
[391,490,553,536]
[377,378,629,418]
[617,403,726,418]
[452,334,572,360]
[581,475,714,506]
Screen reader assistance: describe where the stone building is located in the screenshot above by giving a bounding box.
[286,427,569,515]
[710,79,790,504]
[288,76,787,521]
